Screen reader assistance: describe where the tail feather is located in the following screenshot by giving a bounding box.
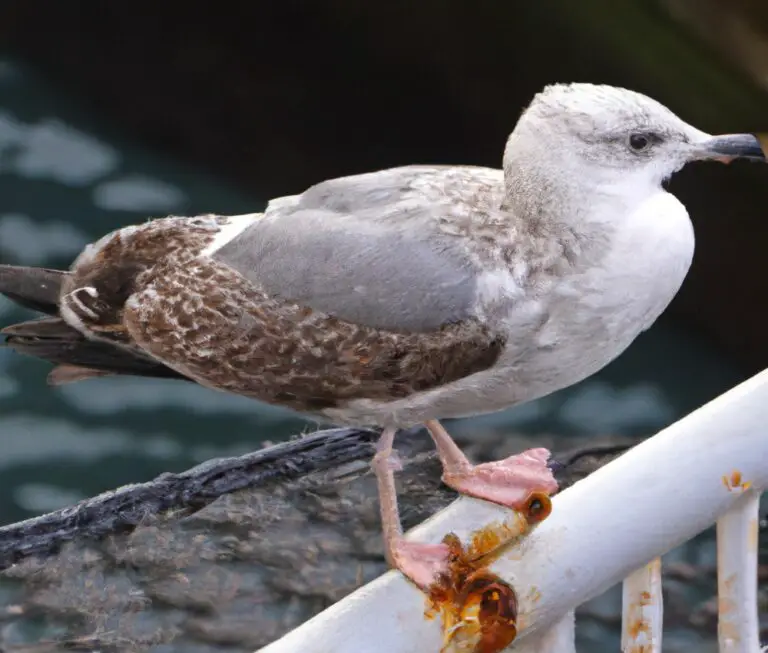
[0,264,65,316]
[3,315,75,338]
[3,316,189,383]
[0,264,189,385]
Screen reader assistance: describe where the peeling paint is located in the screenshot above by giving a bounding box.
[722,470,753,493]
[621,558,663,653]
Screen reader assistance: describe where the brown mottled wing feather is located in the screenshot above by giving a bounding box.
[1,218,503,402]
[122,257,504,412]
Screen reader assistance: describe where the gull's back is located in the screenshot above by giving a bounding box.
[213,165,508,333]
[266,164,505,216]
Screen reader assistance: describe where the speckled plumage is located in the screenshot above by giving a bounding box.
[58,213,505,416]
[59,215,231,348]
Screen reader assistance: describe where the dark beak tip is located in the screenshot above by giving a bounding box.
[754,134,768,161]
[707,133,766,162]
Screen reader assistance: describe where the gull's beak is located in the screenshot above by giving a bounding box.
[696,133,766,163]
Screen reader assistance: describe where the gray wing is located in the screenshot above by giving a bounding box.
[213,166,504,332]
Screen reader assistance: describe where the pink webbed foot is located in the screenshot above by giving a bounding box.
[390,540,452,591]
[444,448,558,513]
[371,423,557,590]
[424,420,558,514]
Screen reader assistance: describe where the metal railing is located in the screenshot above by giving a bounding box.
[259,369,768,653]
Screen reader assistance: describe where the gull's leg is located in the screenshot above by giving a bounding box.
[424,419,558,511]
[371,426,450,590]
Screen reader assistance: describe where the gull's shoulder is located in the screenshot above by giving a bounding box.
[265,165,505,216]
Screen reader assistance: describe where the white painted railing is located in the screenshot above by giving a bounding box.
[258,368,768,653]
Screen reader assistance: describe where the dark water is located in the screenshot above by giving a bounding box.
[0,58,751,652]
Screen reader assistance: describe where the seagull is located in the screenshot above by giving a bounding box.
[0,83,764,585]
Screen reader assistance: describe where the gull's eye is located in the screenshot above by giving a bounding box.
[628,133,651,152]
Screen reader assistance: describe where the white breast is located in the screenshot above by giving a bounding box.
[565,192,693,332]
[519,190,695,394]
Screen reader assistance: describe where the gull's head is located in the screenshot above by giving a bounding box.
[505,83,764,196]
